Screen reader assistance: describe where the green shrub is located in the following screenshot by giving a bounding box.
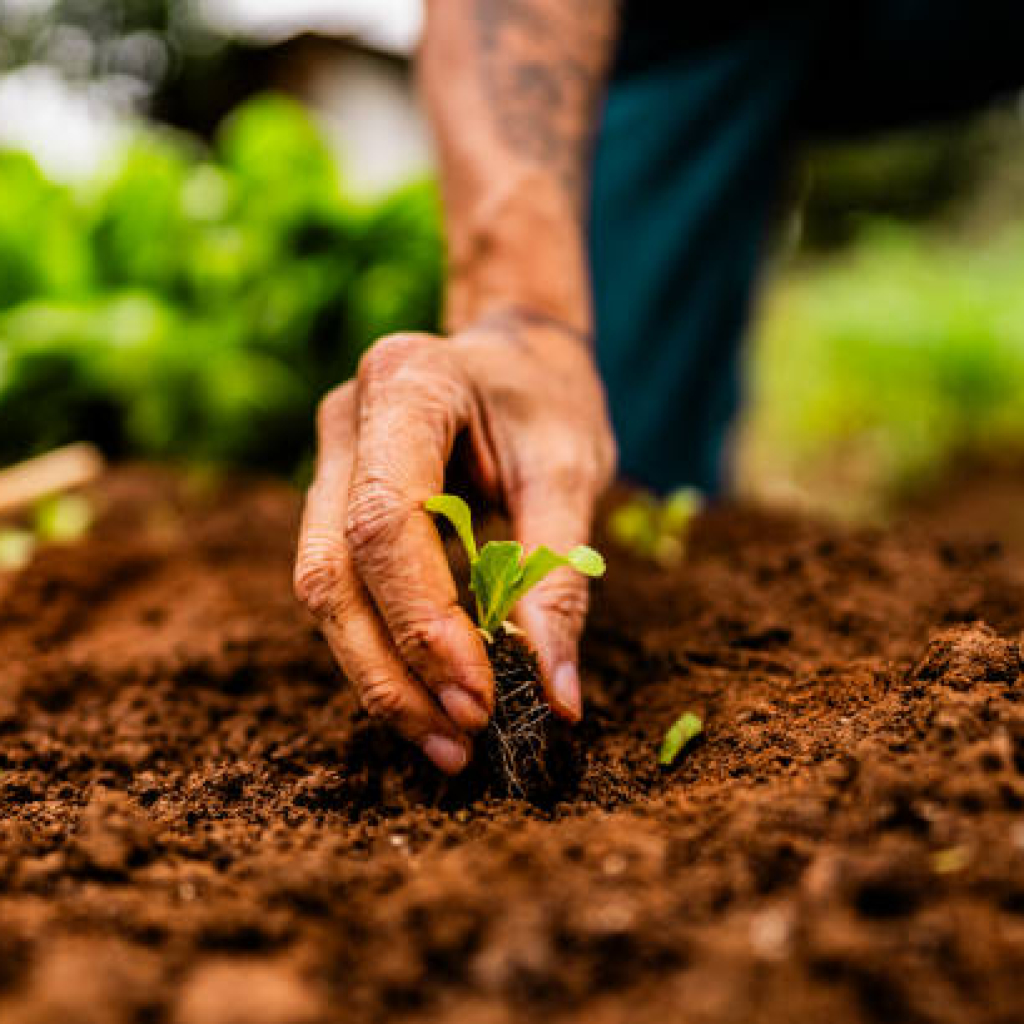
[0,94,443,475]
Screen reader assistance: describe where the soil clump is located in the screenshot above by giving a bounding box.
[2,464,1024,1023]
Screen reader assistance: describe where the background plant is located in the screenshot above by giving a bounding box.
[608,487,703,565]
[741,220,1024,516]
[0,94,443,477]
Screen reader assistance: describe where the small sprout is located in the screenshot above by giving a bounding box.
[659,712,703,766]
[33,494,92,544]
[608,486,703,566]
[426,494,605,634]
[0,528,36,571]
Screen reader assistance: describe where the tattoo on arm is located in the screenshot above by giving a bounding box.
[474,0,618,202]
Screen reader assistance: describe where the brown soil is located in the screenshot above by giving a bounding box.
[2,464,1024,1024]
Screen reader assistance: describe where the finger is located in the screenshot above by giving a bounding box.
[346,334,494,727]
[295,386,470,773]
[318,568,472,775]
[510,475,597,723]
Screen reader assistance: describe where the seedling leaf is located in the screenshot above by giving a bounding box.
[514,545,570,597]
[501,544,606,627]
[34,494,92,544]
[567,545,605,576]
[609,487,703,566]
[659,712,703,766]
[425,493,477,561]
[471,541,523,632]
[661,487,703,533]
[426,494,607,633]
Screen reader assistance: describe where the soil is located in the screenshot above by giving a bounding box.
[482,631,578,803]
[2,463,1024,1024]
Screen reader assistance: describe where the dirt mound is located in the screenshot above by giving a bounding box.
[2,465,1024,1023]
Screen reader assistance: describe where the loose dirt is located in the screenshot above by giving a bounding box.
[2,465,1024,1024]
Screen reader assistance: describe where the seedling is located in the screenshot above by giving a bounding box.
[33,494,92,544]
[425,494,605,637]
[659,712,703,766]
[608,486,703,566]
[0,494,94,572]
[427,494,605,797]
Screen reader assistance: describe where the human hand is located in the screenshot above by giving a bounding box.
[294,310,615,772]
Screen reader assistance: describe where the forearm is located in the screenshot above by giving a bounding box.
[420,0,619,335]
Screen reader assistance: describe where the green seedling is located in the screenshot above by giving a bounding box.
[608,486,703,566]
[659,712,703,766]
[0,494,94,572]
[426,494,605,637]
[33,493,92,544]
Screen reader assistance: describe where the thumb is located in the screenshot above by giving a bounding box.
[510,488,596,723]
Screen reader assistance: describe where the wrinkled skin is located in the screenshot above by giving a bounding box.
[294,314,615,772]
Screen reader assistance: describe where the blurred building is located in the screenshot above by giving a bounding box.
[0,0,431,195]
[203,0,430,196]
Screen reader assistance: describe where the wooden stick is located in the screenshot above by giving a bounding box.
[0,443,106,516]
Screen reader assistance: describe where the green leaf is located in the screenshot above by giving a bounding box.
[608,501,659,559]
[470,541,523,632]
[495,543,606,630]
[661,487,703,534]
[567,545,606,577]
[427,494,606,632]
[513,545,570,597]
[659,712,703,766]
[425,493,477,562]
[33,494,92,544]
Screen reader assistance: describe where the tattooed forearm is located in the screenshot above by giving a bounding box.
[474,0,619,201]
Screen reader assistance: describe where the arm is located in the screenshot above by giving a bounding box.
[422,0,619,332]
[294,0,620,773]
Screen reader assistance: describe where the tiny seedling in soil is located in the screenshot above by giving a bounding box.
[0,494,93,571]
[426,494,605,797]
[34,494,93,544]
[609,486,703,566]
[659,712,703,766]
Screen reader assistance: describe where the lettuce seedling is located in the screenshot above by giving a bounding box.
[609,486,703,566]
[426,494,605,636]
[659,712,703,766]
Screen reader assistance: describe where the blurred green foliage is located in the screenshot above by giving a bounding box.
[743,222,1024,515]
[0,94,443,474]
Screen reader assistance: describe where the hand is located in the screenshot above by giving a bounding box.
[294,310,615,773]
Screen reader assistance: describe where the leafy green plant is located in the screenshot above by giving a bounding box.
[744,221,1024,515]
[426,494,605,636]
[608,487,703,566]
[659,712,703,766]
[0,94,443,474]
[0,493,95,571]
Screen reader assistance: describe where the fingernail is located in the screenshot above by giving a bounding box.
[439,686,490,731]
[423,734,469,774]
[553,662,582,722]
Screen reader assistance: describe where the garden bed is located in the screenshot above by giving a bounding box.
[1,466,1024,1023]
